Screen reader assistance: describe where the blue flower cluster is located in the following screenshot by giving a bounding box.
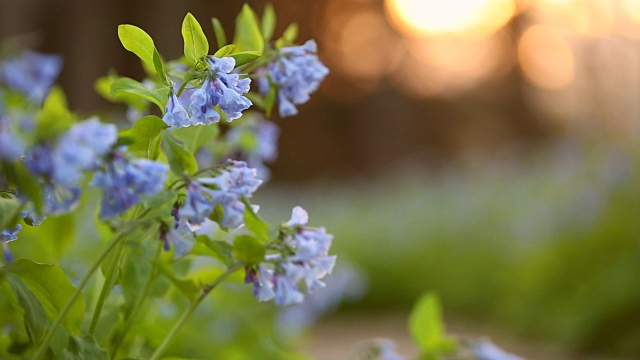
[91,148,168,220]
[178,160,262,230]
[160,217,195,260]
[246,206,336,306]
[163,56,252,128]
[257,40,329,118]
[25,118,118,215]
[1,224,22,263]
[0,50,63,103]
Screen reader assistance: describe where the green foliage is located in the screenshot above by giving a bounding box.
[110,77,169,112]
[211,17,228,48]
[1,260,85,337]
[230,4,263,67]
[119,115,168,159]
[118,25,156,67]
[161,134,198,176]
[409,292,455,357]
[242,200,270,243]
[261,4,276,42]
[195,236,233,267]
[36,87,73,141]
[181,13,209,65]
[63,335,107,360]
[275,23,298,48]
[232,235,264,265]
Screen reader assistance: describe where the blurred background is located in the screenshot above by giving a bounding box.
[3,0,640,359]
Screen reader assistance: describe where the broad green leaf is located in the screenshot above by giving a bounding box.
[36,86,74,141]
[1,260,85,335]
[264,85,277,118]
[161,135,198,176]
[408,292,456,355]
[94,74,147,109]
[118,24,155,66]
[242,200,270,243]
[261,4,276,41]
[211,17,228,48]
[229,51,262,67]
[195,236,233,267]
[149,133,163,160]
[276,23,298,48]
[154,262,200,301]
[232,235,265,265]
[172,123,219,152]
[119,115,168,158]
[232,4,264,55]
[182,13,209,64]
[153,48,171,85]
[64,335,108,360]
[213,44,236,58]
[120,248,151,303]
[0,197,21,229]
[110,77,169,112]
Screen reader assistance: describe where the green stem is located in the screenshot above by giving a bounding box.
[110,244,162,358]
[32,232,127,360]
[88,235,127,335]
[148,262,243,360]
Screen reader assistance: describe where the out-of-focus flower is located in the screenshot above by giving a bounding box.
[160,219,195,259]
[256,40,329,117]
[1,224,22,263]
[91,149,168,219]
[0,50,62,103]
[472,339,524,360]
[225,117,280,181]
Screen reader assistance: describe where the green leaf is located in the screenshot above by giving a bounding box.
[149,133,163,160]
[119,115,169,158]
[0,197,21,229]
[232,235,265,265]
[153,48,171,86]
[408,292,456,355]
[232,4,264,55]
[171,123,219,153]
[110,77,169,112]
[94,74,147,109]
[195,236,233,267]
[276,23,298,48]
[154,262,200,301]
[1,260,86,335]
[64,335,108,360]
[265,85,277,118]
[36,86,74,141]
[261,4,276,41]
[161,135,198,176]
[211,17,228,48]
[118,24,155,66]
[242,200,270,243]
[182,13,209,64]
[229,51,262,67]
[213,44,236,58]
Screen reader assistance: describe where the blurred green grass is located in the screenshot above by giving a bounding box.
[259,142,640,356]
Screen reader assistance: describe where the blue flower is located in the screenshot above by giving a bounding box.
[0,50,63,103]
[185,56,252,124]
[160,219,195,259]
[179,161,262,229]
[247,206,336,306]
[472,339,524,360]
[0,111,24,160]
[257,40,329,118]
[162,92,191,127]
[226,116,280,181]
[1,224,22,263]
[91,149,168,219]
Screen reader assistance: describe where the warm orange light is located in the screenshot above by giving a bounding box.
[384,0,516,36]
[622,0,640,24]
[518,24,575,89]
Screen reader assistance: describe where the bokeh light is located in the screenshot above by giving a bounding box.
[622,0,640,24]
[518,24,575,89]
[384,0,516,36]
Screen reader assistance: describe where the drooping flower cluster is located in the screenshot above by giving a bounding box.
[25,118,118,215]
[163,56,252,127]
[246,206,336,306]
[0,50,63,103]
[178,160,262,230]
[256,40,329,117]
[91,148,168,220]
[160,217,196,260]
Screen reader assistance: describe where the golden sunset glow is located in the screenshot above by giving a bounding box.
[384,0,516,36]
[622,0,640,24]
[518,24,575,89]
